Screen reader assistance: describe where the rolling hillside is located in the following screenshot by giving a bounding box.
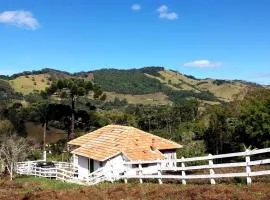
[0,67,260,105]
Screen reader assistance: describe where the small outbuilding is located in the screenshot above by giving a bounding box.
[68,125,182,180]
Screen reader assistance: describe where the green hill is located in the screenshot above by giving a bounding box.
[0,67,262,105]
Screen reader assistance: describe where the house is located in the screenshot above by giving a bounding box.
[68,125,182,180]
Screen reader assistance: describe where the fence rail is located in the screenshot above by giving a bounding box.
[121,148,270,185]
[16,161,78,181]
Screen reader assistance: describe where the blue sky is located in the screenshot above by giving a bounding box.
[0,0,270,84]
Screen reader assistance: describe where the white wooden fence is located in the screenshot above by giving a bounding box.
[121,148,270,185]
[16,160,80,183]
[15,148,270,185]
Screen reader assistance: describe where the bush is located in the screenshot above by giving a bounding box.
[28,149,43,160]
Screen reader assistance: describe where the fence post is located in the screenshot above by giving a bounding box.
[245,149,252,184]
[139,164,143,184]
[208,154,216,185]
[124,164,128,184]
[111,163,115,183]
[124,170,128,184]
[181,157,186,185]
[158,161,163,184]
[56,168,58,180]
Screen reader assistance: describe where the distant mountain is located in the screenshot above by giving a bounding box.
[1,67,262,105]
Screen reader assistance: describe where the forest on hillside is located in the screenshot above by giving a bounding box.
[93,68,219,102]
[1,67,228,103]
[0,75,270,162]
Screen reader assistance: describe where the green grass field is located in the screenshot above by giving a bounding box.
[14,176,81,191]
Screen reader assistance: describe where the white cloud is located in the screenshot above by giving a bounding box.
[0,10,39,30]
[157,5,168,13]
[157,5,178,20]
[183,60,222,68]
[131,4,141,11]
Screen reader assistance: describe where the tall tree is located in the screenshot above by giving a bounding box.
[33,102,50,160]
[45,78,104,139]
[203,106,232,155]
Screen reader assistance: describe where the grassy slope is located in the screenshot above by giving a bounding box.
[157,70,201,91]
[5,68,250,104]
[2,176,270,200]
[9,74,51,94]
[196,80,247,102]
[105,91,172,105]
[153,70,247,102]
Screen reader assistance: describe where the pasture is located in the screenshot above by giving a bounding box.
[1,176,270,200]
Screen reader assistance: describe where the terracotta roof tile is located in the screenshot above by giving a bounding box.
[68,125,182,161]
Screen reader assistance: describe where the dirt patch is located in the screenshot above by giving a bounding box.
[1,183,269,200]
[25,122,65,144]
[1,174,270,200]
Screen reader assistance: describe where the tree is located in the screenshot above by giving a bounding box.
[29,103,73,150]
[203,106,232,155]
[34,102,50,160]
[45,78,104,139]
[237,97,270,148]
[0,134,31,180]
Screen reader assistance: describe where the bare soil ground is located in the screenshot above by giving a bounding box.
[1,176,270,200]
[25,122,65,144]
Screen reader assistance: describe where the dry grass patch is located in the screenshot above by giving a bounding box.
[197,81,247,101]
[105,92,172,105]
[9,74,51,94]
[1,175,270,200]
[9,183,270,200]
[147,70,247,102]
[25,122,65,144]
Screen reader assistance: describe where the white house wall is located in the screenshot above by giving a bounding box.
[160,150,177,168]
[77,156,89,179]
[75,149,177,180]
[75,154,126,180]
[73,154,78,167]
[104,154,126,180]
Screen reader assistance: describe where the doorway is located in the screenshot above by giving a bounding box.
[88,158,94,173]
